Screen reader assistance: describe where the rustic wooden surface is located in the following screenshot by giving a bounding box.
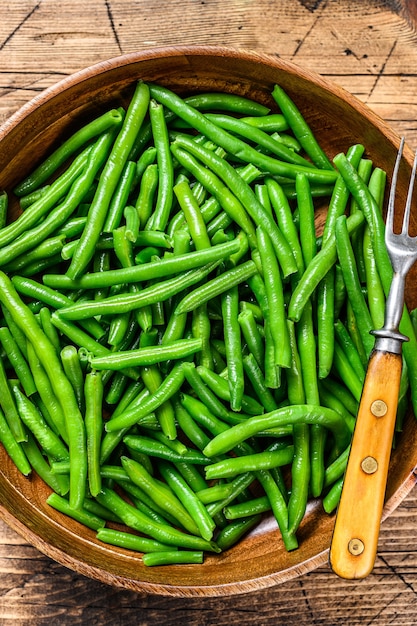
[1,0,417,623]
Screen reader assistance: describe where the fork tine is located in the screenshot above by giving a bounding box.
[402,144,417,235]
[387,137,405,236]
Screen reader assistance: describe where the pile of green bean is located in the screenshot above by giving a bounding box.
[0,79,416,567]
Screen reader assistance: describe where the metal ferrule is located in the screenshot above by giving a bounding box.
[371,328,409,355]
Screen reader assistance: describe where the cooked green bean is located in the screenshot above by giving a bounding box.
[67,82,150,279]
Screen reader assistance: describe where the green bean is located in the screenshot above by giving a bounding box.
[297,301,323,500]
[174,179,211,250]
[0,191,7,228]
[288,210,365,322]
[124,205,140,242]
[0,272,87,508]
[206,445,294,480]
[334,320,366,383]
[46,492,105,531]
[151,83,336,183]
[67,82,150,279]
[205,113,313,167]
[39,306,61,353]
[363,224,385,330]
[105,362,185,433]
[15,108,124,196]
[265,177,304,275]
[324,445,350,488]
[196,365,264,415]
[224,496,271,519]
[11,276,105,340]
[237,308,265,369]
[139,329,177,440]
[159,460,216,541]
[22,432,69,496]
[121,456,201,536]
[0,134,116,267]
[216,515,261,552]
[174,399,210,451]
[0,147,90,250]
[0,406,31,475]
[84,370,103,497]
[196,483,234,504]
[145,100,174,231]
[332,341,363,403]
[242,353,278,412]
[203,404,351,458]
[174,260,257,316]
[256,469,298,551]
[241,113,288,131]
[257,226,291,370]
[0,326,36,396]
[182,363,230,420]
[142,550,204,566]
[2,235,66,274]
[97,528,174,554]
[13,385,69,461]
[134,163,159,227]
[184,92,270,115]
[206,472,255,517]
[26,342,68,441]
[90,338,202,371]
[44,237,239,290]
[221,285,245,411]
[191,303,213,369]
[323,477,344,514]
[0,355,26,442]
[172,136,299,278]
[102,160,137,233]
[60,345,85,412]
[171,142,258,249]
[335,214,374,357]
[57,261,220,321]
[271,84,333,170]
[124,433,209,465]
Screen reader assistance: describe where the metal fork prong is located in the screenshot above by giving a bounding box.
[402,145,417,236]
[386,137,405,237]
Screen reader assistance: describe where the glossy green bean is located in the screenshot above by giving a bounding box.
[13,385,69,461]
[44,238,239,290]
[0,272,87,508]
[102,160,137,233]
[257,226,291,370]
[121,456,201,536]
[96,528,174,554]
[172,136,299,278]
[0,147,90,249]
[203,404,351,458]
[146,99,174,231]
[67,81,150,279]
[0,134,115,267]
[271,84,333,170]
[0,326,36,396]
[0,406,31,475]
[287,210,365,322]
[174,260,257,316]
[15,108,124,196]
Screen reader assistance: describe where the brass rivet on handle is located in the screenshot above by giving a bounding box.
[361,456,378,474]
[371,399,387,417]
[348,538,365,556]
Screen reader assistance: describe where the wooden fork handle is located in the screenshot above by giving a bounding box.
[329,349,402,579]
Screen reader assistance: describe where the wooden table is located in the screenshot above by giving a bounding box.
[1,1,417,623]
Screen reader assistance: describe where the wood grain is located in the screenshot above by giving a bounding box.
[1,0,417,623]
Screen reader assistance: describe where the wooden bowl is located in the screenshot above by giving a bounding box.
[0,46,416,597]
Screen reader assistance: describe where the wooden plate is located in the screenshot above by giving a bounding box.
[0,46,416,597]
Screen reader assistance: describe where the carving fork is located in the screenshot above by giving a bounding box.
[330,138,417,579]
